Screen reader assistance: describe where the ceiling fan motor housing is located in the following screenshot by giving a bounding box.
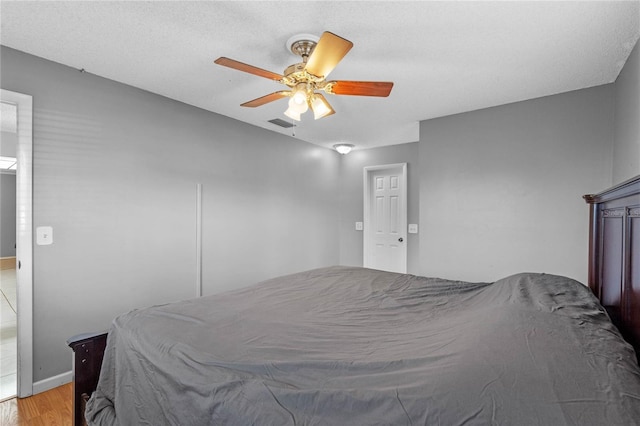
[283,63,307,77]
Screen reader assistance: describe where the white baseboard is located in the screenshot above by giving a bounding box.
[32,370,73,395]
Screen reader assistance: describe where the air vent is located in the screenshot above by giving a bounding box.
[268,118,294,128]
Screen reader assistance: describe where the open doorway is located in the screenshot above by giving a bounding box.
[0,101,18,400]
[1,89,33,399]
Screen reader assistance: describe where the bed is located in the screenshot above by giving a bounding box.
[69,175,640,426]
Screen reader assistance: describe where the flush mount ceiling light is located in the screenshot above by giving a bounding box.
[333,144,355,155]
[214,31,394,121]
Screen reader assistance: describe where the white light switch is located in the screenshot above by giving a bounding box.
[355,222,363,231]
[36,226,53,245]
[408,224,418,234]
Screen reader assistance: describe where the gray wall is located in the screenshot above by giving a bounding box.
[332,38,640,284]
[418,85,614,284]
[1,46,340,382]
[338,143,420,273]
[1,173,16,257]
[613,37,640,184]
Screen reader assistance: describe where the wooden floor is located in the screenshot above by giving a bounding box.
[0,383,72,426]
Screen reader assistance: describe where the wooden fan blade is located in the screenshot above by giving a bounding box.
[304,32,353,79]
[214,57,283,81]
[330,81,394,97]
[241,91,290,107]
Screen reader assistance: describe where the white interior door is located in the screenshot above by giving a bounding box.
[363,164,407,273]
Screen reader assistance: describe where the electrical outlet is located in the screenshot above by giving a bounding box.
[355,222,363,231]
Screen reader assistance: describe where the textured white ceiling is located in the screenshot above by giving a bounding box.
[1,1,639,150]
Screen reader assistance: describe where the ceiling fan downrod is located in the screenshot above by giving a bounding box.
[290,38,317,63]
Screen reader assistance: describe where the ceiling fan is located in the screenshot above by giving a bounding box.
[214,31,394,121]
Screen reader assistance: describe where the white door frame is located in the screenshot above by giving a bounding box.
[363,163,407,273]
[1,89,34,397]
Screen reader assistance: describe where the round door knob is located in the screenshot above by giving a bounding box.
[398,237,404,242]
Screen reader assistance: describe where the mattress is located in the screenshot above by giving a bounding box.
[86,266,640,425]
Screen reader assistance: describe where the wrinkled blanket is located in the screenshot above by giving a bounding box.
[86,266,640,425]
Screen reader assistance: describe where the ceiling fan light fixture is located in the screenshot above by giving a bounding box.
[287,96,308,115]
[288,84,309,114]
[333,143,355,155]
[284,105,301,121]
[311,94,334,120]
[291,89,307,106]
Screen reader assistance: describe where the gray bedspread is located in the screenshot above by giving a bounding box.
[86,266,640,425]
